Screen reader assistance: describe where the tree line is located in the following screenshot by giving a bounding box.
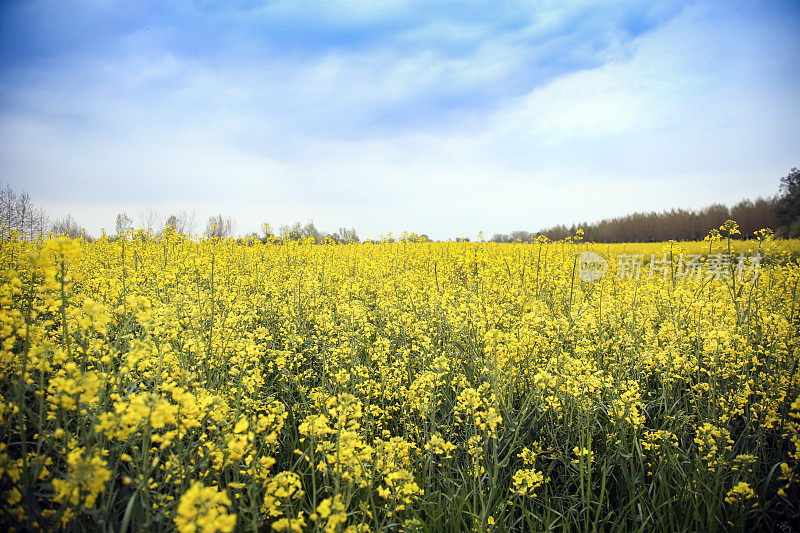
[0,185,362,244]
[3,167,798,243]
[0,184,51,240]
[492,168,800,243]
[120,210,362,244]
[521,197,776,243]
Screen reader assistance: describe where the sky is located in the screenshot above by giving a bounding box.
[1,0,799,240]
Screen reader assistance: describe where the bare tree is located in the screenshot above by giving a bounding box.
[29,206,49,239]
[206,214,236,239]
[138,207,161,233]
[279,222,307,242]
[16,191,31,239]
[0,183,18,240]
[176,210,197,235]
[278,220,334,242]
[0,182,50,240]
[260,223,276,241]
[301,220,323,241]
[51,214,86,239]
[163,210,197,236]
[509,230,531,243]
[335,226,360,243]
[279,223,301,241]
[115,212,134,236]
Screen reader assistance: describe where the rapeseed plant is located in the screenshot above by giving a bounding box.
[0,230,798,530]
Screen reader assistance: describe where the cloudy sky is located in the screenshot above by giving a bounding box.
[1,0,798,239]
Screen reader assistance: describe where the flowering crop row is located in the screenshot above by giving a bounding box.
[0,229,798,531]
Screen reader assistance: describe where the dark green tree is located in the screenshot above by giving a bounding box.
[774,167,800,236]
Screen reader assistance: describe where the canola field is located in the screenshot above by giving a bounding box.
[1,228,799,532]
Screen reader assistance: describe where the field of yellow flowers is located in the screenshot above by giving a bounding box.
[1,226,799,532]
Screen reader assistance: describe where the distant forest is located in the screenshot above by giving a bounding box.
[525,197,776,243]
[492,167,800,243]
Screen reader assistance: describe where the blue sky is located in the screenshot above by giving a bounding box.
[1,0,798,239]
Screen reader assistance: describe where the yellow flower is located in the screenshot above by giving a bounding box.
[572,446,594,465]
[510,468,547,498]
[725,482,756,505]
[52,447,112,509]
[233,417,249,434]
[262,471,304,518]
[174,482,236,533]
[312,494,347,533]
[271,513,306,532]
